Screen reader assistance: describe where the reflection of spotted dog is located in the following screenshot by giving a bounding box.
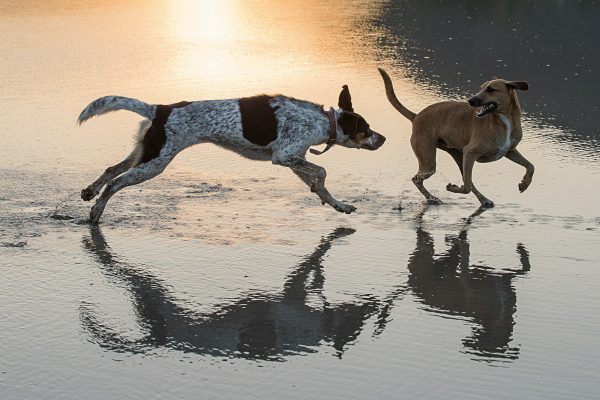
[81,226,379,359]
[78,86,386,224]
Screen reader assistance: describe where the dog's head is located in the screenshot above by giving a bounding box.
[468,79,528,118]
[336,85,386,150]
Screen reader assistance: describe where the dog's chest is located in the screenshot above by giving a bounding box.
[488,114,514,161]
[498,113,515,153]
[477,114,515,162]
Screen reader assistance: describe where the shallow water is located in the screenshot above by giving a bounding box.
[1,1,599,399]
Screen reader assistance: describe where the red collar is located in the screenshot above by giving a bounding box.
[310,107,337,155]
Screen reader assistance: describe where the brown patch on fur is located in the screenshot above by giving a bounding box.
[140,101,191,164]
[239,95,278,146]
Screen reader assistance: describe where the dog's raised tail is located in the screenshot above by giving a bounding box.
[378,68,416,122]
[78,96,155,124]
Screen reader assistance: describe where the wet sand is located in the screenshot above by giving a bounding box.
[1,1,599,399]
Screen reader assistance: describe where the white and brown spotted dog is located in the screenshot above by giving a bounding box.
[379,68,534,207]
[78,86,386,224]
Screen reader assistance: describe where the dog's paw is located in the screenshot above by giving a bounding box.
[480,199,495,208]
[446,183,463,193]
[446,183,473,194]
[81,187,97,201]
[333,202,356,214]
[427,197,443,205]
[518,179,531,193]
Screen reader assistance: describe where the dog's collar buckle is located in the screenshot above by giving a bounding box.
[310,107,337,155]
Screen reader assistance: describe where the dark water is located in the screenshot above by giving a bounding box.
[373,0,600,142]
[1,1,600,399]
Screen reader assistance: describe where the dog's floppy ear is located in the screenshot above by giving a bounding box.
[338,84,354,112]
[506,81,528,91]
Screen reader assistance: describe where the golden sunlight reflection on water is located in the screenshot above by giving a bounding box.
[169,0,239,43]
[160,0,395,95]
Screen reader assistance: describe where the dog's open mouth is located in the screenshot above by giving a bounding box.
[476,102,497,118]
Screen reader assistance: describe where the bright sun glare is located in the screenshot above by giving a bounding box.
[171,0,238,42]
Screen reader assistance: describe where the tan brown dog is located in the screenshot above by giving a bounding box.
[378,68,534,207]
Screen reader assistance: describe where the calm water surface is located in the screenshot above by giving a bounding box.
[1,1,599,399]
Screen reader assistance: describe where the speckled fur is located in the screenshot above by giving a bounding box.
[78,90,386,224]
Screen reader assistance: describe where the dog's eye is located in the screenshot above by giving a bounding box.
[486,87,496,93]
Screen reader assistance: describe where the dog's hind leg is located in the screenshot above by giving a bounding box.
[81,122,148,201]
[81,150,140,202]
[279,158,355,214]
[89,155,174,224]
[445,150,478,197]
[411,139,442,205]
[442,148,494,208]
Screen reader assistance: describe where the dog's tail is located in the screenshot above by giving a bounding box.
[78,96,155,124]
[378,68,416,122]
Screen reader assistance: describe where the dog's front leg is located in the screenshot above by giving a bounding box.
[293,167,356,214]
[446,151,477,194]
[504,149,534,192]
[277,157,356,214]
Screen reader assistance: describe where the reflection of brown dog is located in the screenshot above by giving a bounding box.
[407,206,531,359]
[379,69,534,207]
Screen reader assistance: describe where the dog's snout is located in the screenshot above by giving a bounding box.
[363,131,386,150]
[375,131,386,144]
[468,97,481,107]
